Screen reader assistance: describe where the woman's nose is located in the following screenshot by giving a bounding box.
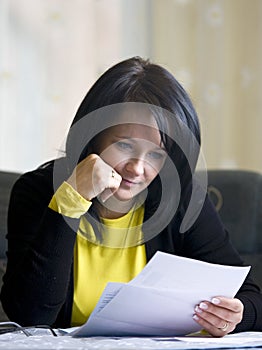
[125,158,145,176]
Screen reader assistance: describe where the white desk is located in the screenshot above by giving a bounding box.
[0,331,262,349]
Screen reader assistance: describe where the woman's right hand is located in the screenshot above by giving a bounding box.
[66,154,122,202]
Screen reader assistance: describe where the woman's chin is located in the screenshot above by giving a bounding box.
[113,186,141,202]
[112,192,135,202]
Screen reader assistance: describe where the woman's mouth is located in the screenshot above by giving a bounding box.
[121,178,140,187]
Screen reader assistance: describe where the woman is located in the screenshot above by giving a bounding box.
[1,57,262,337]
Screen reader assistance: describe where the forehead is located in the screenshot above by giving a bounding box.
[111,121,162,146]
[115,107,157,125]
[114,110,161,139]
[115,124,161,145]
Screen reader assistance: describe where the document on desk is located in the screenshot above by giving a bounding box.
[71,251,250,337]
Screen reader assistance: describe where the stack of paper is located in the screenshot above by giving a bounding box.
[71,251,250,337]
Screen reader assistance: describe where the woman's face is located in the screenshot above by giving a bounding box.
[95,116,167,202]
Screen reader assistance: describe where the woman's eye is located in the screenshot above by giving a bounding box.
[148,151,165,160]
[116,141,133,151]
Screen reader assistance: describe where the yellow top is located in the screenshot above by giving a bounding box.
[48,181,146,326]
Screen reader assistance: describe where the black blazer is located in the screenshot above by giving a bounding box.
[1,160,262,332]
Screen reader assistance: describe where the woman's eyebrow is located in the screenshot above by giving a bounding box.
[114,135,133,139]
[114,135,166,151]
[113,135,137,142]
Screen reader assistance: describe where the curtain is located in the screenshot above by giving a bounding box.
[152,0,262,172]
[0,0,261,173]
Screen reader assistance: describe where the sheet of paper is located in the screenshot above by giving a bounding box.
[71,251,250,337]
[174,332,262,344]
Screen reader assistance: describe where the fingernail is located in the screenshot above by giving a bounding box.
[200,302,208,310]
[211,298,220,305]
[193,314,199,321]
[195,306,202,313]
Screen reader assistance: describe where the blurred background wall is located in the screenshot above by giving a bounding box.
[0,0,261,173]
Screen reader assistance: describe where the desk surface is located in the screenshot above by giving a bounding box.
[0,331,262,350]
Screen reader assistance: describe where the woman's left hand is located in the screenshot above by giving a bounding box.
[193,297,243,337]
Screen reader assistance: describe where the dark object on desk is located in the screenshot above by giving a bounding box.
[0,321,58,336]
[205,169,262,289]
[0,170,21,321]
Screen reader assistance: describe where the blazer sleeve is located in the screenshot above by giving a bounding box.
[0,164,80,326]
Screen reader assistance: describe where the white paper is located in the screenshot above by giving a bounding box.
[175,332,262,344]
[71,251,250,337]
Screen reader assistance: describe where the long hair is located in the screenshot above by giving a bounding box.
[69,57,200,141]
[64,57,202,238]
